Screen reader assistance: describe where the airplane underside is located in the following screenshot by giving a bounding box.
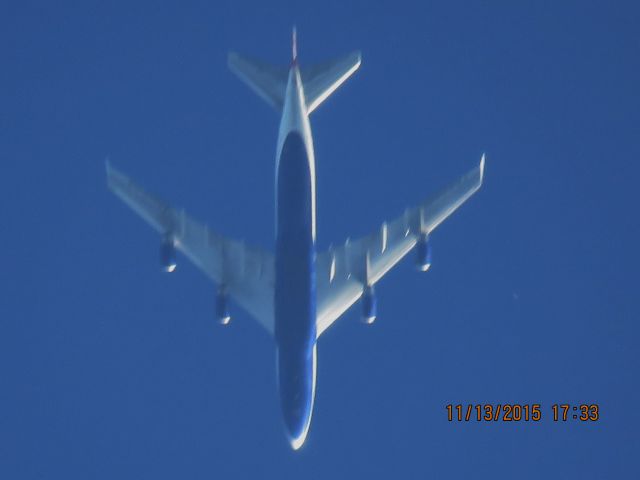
[106,30,484,450]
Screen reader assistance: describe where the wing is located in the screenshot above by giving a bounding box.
[106,162,275,334]
[315,155,485,337]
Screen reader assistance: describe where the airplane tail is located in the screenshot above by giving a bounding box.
[228,31,361,114]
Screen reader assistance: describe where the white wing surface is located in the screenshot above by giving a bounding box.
[107,163,275,334]
[315,156,485,337]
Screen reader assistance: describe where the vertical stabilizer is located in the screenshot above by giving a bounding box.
[292,26,298,65]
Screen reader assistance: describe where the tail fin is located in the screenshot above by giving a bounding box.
[292,26,298,65]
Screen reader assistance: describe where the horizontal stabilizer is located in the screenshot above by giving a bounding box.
[302,51,361,113]
[228,52,288,111]
[228,50,361,114]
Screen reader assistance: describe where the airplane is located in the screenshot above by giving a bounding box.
[106,29,484,450]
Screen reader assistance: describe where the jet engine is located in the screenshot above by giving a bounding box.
[415,233,432,272]
[160,235,177,272]
[361,285,377,324]
[216,287,231,325]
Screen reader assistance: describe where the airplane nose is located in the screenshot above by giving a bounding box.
[276,346,316,450]
[287,427,309,450]
[283,401,311,450]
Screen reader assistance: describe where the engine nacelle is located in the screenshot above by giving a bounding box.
[216,287,231,325]
[361,285,377,324]
[415,233,432,272]
[160,235,177,272]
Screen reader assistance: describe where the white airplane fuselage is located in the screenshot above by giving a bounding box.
[273,64,318,450]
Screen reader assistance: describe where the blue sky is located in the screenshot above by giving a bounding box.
[1,1,639,478]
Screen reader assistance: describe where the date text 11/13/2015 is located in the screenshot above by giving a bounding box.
[446,404,599,422]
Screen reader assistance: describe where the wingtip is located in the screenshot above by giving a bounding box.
[354,50,363,68]
[104,157,128,189]
[227,51,237,68]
